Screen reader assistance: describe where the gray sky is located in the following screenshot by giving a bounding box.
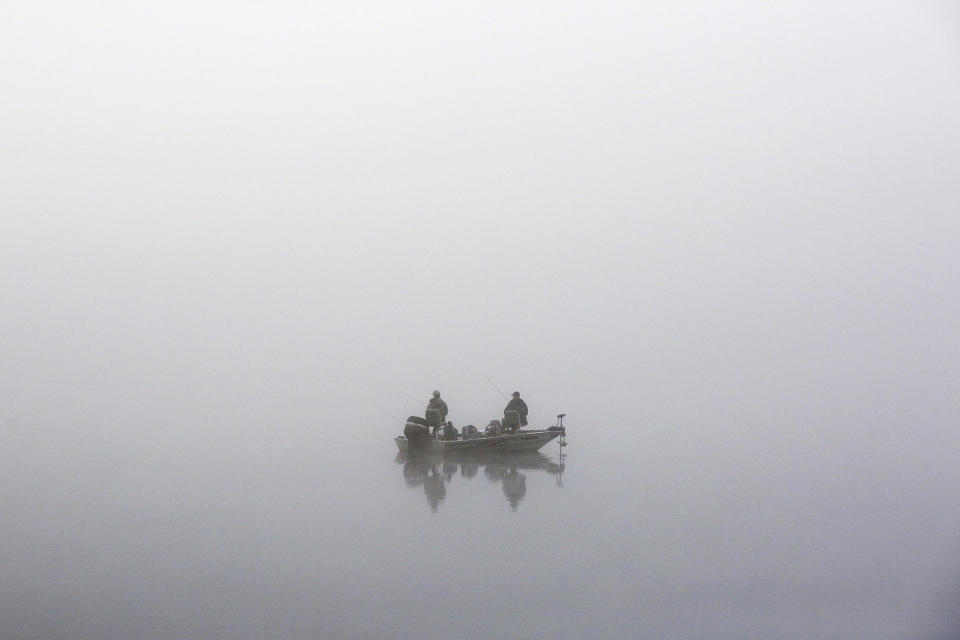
[1,1,958,435]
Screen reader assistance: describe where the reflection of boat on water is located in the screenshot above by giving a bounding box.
[395,451,565,512]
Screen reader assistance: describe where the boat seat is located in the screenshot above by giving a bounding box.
[425,409,442,428]
[503,410,521,433]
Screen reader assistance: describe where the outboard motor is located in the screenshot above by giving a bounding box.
[485,420,502,436]
[461,424,479,440]
[403,418,432,449]
[503,410,521,433]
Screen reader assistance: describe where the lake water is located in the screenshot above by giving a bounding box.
[2,415,959,640]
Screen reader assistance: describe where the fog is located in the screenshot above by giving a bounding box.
[2,2,959,638]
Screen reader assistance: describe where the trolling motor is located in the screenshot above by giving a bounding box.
[551,413,567,447]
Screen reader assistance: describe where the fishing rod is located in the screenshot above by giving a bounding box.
[482,373,509,401]
[382,409,405,424]
[400,390,427,409]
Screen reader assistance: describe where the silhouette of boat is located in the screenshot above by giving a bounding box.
[396,414,567,454]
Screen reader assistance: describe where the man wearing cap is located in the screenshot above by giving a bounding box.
[503,391,528,427]
[427,390,449,422]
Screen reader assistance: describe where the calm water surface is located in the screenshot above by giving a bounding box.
[2,418,958,639]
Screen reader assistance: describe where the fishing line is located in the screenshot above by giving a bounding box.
[482,373,509,400]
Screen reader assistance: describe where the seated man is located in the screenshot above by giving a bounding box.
[503,391,528,432]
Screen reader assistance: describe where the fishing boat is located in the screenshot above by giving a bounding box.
[395,413,567,454]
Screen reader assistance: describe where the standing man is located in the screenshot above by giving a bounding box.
[504,391,528,427]
[427,390,449,423]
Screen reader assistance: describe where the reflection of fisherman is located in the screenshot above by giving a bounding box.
[427,390,448,421]
[423,466,446,513]
[503,391,528,426]
[502,469,527,510]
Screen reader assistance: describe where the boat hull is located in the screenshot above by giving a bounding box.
[395,428,561,454]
